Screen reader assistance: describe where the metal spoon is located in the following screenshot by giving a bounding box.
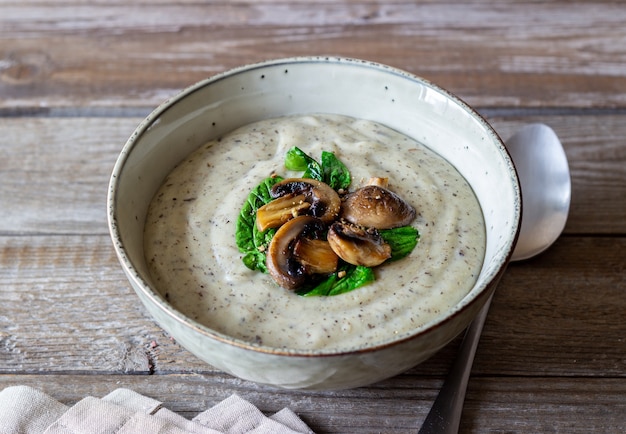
[419,123,571,434]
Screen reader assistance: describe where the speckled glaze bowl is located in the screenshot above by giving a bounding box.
[107,57,521,390]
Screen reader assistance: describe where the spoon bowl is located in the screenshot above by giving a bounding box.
[508,124,571,261]
[419,123,571,433]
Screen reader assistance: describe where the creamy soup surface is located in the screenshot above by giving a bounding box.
[144,114,486,351]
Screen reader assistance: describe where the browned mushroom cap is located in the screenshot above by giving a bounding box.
[266,216,338,290]
[256,178,341,232]
[340,185,416,229]
[327,221,391,267]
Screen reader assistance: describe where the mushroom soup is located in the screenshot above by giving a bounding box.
[144,114,486,351]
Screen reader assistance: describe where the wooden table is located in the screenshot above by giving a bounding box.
[1,1,625,432]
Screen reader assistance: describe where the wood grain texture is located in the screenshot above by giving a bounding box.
[480,236,626,377]
[0,117,137,235]
[1,2,626,110]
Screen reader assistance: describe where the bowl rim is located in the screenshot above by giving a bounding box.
[107,56,520,358]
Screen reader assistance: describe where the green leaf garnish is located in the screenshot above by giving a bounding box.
[298,265,375,297]
[380,226,420,261]
[235,176,284,272]
[285,146,323,181]
[321,151,351,190]
[284,146,308,171]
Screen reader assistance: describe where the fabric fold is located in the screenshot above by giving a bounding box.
[0,386,68,433]
[0,386,313,434]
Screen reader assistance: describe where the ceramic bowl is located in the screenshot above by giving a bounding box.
[107,57,520,390]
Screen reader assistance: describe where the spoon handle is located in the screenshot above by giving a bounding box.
[418,292,495,434]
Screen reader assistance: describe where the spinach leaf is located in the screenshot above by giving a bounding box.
[299,264,375,297]
[284,146,323,181]
[284,147,351,190]
[321,151,351,190]
[327,265,376,296]
[284,146,308,171]
[380,226,420,261]
[236,176,284,272]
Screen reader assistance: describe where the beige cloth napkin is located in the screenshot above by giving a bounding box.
[0,386,314,434]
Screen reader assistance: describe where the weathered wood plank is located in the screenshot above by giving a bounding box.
[460,377,626,433]
[0,234,163,374]
[477,235,626,377]
[0,374,623,433]
[1,115,625,235]
[0,117,137,235]
[1,2,625,109]
[1,234,623,377]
